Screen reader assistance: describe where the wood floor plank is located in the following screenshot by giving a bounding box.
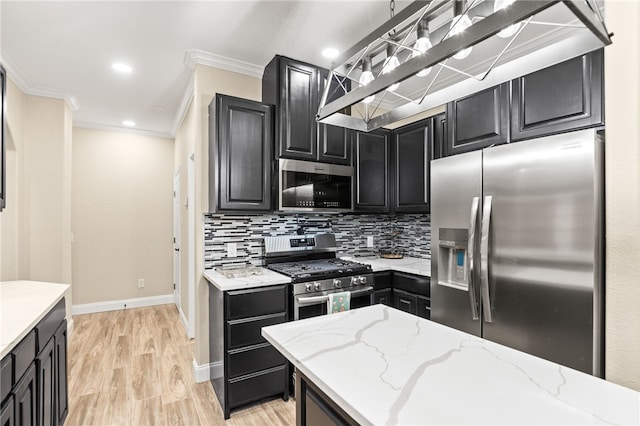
[163,398,202,426]
[64,393,99,426]
[95,367,132,425]
[131,353,159,400]
[131,395,164,426]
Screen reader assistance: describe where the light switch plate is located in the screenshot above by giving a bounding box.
[367,236,374,248]
[227,242,237,258]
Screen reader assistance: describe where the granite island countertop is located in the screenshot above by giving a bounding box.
[0,281,70,359]
[262,304,639,425]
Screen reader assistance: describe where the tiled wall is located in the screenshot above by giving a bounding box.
[203,213,431,269]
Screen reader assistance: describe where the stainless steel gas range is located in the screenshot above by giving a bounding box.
[264,233,373,320]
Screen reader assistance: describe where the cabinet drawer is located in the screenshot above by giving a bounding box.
[228,344,286,379]
[0,355,12,403]
[417,296,431,320]
[36,298,65,351]
[226,285,287,320]
[373,272,393,290]
[394,289,418,315]
[228,366,287,408]
[393,272,430,297]
[13,330,36,383]
[227,313,287,350]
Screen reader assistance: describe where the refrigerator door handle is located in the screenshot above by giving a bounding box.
[480,195,493,323]
[467,197,480,320]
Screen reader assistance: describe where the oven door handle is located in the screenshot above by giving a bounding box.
[295,286,374,306]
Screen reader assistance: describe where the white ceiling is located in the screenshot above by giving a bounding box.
[0,1,411,138]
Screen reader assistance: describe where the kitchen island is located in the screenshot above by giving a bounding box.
[262,304,639,425]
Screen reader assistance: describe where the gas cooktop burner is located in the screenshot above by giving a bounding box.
[267,258,371,280]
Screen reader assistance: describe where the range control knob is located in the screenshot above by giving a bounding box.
[350,276,359,286]
[359,276,367,284]
[314,282,321,291]
[305,283,313,292]
[333,279,341,288]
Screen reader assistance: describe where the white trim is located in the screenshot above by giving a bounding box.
[66,318,75,337]
[184,48,264,78]
[73,121,173,139]
[71,294,174,315]
[170,74,194,137]
[178,304,189,333]
[193,359,221,383]
[1,52,79,111]
[187,153,196,339]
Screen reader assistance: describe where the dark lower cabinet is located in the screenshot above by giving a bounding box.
[353,129,392,213]
[511,49,603,141]
[209,94,273,212]
[209,284,289,419]
[374,271,431,319]
[0,299,67,426]
[446,82,510,157]
[296,370,358,426]
[393,289,418,315]
[393,119,432,213]
[373,289,393,306]
[417,296,431,320]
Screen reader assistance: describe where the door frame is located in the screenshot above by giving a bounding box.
[187,153,196,338]
[173,169,181,311]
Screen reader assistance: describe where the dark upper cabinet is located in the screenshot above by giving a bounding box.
[209,94,273,212]
[393,119,432,213]
[511,49,604,141]
[445,82,510,157]
[433,113,447,160]
[353,129,392,213]
[263,56,351,165]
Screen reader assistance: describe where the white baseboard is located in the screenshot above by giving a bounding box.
[192,359,222,383]
[178,305,189,333]
[71,294,174,315]
[67,317,75,337]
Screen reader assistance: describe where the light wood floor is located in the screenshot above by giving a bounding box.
[66,304,296,425]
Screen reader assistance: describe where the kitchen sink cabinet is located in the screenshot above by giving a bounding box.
[209,285,289,419]
[445,82,510,157]
[208,94,274,213]
[262,56,351,165]
[353,129,392,213]
[511,49,604,141]
[393,119,433,213]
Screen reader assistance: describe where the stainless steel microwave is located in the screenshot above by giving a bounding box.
[278,159,353,212]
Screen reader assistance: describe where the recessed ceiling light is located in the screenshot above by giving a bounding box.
[122,120,136,127]
[112,62,132,73]
[322,48,340,59]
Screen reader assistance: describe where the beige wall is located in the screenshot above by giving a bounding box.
[173,65,261,367]
[71,128,174,305]
[604,0,640,391]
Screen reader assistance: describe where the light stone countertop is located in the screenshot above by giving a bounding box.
[341,255,431,277]
[203,267,291,291]
[263,304,640,426]
[0,281,70,359]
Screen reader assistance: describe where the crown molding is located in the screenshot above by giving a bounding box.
[184,49,264,79]
[0,52,80,111]
[170,73,195,137]
[73,121,173,139]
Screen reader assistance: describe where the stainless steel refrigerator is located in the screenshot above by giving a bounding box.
[430,128,604,377]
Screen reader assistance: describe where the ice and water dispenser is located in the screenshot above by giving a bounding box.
[437,228,470,291]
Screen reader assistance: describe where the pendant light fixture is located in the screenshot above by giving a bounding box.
[382,43,400,92]
[495,0,521,38]
[450,0,473,60]
[411,19,432,77]
[359,57,376,104]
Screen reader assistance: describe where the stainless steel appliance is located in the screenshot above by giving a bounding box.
[431,128,604,377]
[264,233,373,320]
[278,159,353,212]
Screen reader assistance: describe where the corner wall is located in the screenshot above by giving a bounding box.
[604,0,640,391]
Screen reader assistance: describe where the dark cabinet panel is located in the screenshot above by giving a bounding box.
[318,70,351,165]
[373,289,393,306]
[13,332,35,391]
[394,289,418,315]
[13,363,36,426]
[417,296,431,320]
[446,82,509,156]
[54,322,67,426]
[1,356,12,404]
[393,272,430,297]
[373,272,393,290]
[511,50,603,141]
[0,395,14,426]
[296,371,358,426]
[393,119,431,213]
[433,113,447,160]
[210,95,273,212]
[227,313,287,350]
[36,339,54,426]
[353,129,392,212]
[227,366,287,409]
[226,285,287,320]
[227,344,286,379]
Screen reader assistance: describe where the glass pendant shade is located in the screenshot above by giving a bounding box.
[411,20,433,77]
[450,13,473,59]
[359,57,376,104]
[494,0,521,38]
[383,44,400,92]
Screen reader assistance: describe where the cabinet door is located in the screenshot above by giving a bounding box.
[54,322,67,426]
[393,289,418,315]
[13,362,36,426]
[445,82,509,156]
[393,119,431,213]
[353,129,392,213]
[318,70,351,165]
[1,395,14,426]
[37,339,55,426]
[417,296,431,320]
[278,58,319,160]
[215,95,273,212]
[433,113,447,160]
[511,50,603,141]
[373,289,393,307]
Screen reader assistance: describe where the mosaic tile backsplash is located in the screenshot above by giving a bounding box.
[203,213,431,269]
